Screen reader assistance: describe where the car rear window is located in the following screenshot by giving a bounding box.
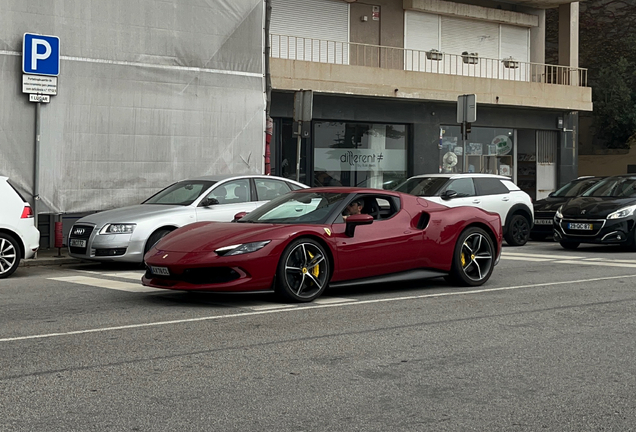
[475,178,509,195]
[500,179,521,191]
[6,180,27,202]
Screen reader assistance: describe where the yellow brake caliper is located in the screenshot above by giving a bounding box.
[308,251,320,277]
[461,251,466,267]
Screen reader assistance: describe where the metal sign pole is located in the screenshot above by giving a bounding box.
[295,122,302,182]
[33,102,41,256]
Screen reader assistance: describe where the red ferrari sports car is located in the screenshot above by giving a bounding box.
[142,188,503,302]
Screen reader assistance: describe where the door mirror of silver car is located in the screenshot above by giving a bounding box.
[345,214,373,237]
[441,190,458,200]
[200,197,220,207]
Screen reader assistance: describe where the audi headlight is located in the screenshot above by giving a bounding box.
[607,205,636,220]
[555,206,563,219]
[99,223,136,234]
[215,241,271,256]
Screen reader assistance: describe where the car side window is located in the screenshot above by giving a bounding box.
[474,178,509,196]
[362,195,399,220]
[443,178,475,197]
[255,179,291,201]
[206,179,250,204]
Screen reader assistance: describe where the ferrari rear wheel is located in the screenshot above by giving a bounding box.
[447,227,495,287]
[276,238,330,302]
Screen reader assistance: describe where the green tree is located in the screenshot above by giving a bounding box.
[592,58,636,149]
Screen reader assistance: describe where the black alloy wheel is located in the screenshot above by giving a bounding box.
[0,233,20,279]
[144,229,172,256]
[505,214,530,246]
[275,238,330,302]
[447,227,495,287]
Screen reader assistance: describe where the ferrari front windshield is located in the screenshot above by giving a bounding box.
[393,177,448,196]
[240,192,349,224]
[143,180,216,205]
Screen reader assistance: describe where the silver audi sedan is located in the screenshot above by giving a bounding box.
[67,174,307,263]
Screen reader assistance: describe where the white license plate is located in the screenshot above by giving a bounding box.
[150,266,170,276]
[69,239,87,248]
[534,219,552,225]
[568,223,593,230]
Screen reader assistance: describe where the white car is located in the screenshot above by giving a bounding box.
[394,173,534,246]
[0,176,40,278]
[68,174,308,263]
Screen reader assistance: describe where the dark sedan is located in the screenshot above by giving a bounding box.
[554,175,636,250]
[531,176,603,240]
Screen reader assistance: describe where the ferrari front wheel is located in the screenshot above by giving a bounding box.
[447,227,495,287]
[275,238,330,302]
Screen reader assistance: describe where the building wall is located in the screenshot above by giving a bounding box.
[0,0,265,214]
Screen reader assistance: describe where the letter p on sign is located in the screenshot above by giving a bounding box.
[23,33,60,76]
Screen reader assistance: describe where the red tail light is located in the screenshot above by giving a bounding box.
[21,205,33,218]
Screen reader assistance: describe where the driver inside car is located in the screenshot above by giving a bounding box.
[343,199,364,220]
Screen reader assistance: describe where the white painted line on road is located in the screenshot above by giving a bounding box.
[555,260,636,268]
[49,276,162,293]
[222,302,298,311]
[4,273,636,343]
[313,297,358,305]
[500,256,554,262]
[107,272,145,280]
[579,257,636,264]
[503,252,583,260]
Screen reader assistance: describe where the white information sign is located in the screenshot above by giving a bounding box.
[22,75,57,95]
[29,94,50,103]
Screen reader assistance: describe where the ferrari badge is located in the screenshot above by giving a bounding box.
[323,228,331,236]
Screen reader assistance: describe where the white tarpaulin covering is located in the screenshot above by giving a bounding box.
[0,0,265,213]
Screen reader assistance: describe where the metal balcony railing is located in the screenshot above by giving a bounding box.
[270,34,588,87]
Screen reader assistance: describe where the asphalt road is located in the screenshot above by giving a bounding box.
[1,241,636,431]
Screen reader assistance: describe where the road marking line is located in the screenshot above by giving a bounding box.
[580,257,636,264]
[500,256,554,262]
[107,272,145,280]
[4,274,636,343]
[504,252,583,260]
[313,297,357,305]
[48,276,162,293]
[555,260,636,268]
[220,302,298,311]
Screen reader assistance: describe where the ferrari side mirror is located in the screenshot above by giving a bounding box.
[233,211,248,222]
[345,214,373,237]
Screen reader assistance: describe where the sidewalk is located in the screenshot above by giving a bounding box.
[20,248,82,267]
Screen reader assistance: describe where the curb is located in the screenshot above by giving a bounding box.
[20,257,82,267]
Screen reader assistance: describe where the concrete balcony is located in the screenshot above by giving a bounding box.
[270,35,592,112]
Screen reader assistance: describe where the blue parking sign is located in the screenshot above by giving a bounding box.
[23,33,60,76]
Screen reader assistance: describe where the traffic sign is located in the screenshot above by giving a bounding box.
[22,75,57,95]
[457,94,477,123]
[23,33,60,76]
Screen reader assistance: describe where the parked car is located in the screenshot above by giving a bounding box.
[68,175,308,264]
[554,175,636,250]
[0,176,40,278]
[142,188,503,302]
[393,173,533,246]
[531,176,604,240]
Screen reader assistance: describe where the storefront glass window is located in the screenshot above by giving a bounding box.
[313,122,408,188]
[439,126,514,178]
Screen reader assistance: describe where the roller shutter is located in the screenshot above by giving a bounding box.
[404,11,440,73]
[270,0,349,64]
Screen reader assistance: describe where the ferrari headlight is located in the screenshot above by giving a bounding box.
[215,241,271,256]
[555,206,563,219]
[99,223,136,234]
[607,205,636,220]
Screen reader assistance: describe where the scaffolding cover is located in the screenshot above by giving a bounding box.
[0,0,265,213]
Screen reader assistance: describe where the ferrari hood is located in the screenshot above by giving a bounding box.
[154,222,294,253]
[77,204,186,226]
[534,197,568,213]
[560,197,636,218]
